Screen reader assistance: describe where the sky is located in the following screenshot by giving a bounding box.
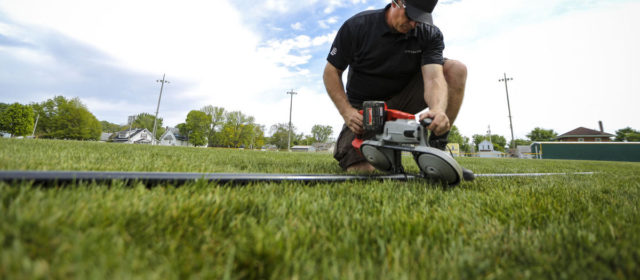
[1,0,639,141]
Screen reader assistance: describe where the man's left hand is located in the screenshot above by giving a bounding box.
[419,110,450,136]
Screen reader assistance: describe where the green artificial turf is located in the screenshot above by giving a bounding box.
[1,138,639,279]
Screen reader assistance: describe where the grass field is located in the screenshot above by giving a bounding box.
[1,138,639,279]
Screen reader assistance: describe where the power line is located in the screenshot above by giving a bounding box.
[286,89,298,151]
[153,74,170,145]
[499,73,515,150]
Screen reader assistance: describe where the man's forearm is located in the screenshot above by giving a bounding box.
[323,64,352,115]
[420,64,451,136]
[422,64,448,113]
[425,78,448,113]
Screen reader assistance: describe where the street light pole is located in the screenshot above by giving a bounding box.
[286,89,297,151]
[499,73,515,151]
[153,74,170,145]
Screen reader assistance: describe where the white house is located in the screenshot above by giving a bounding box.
[99,132,113,142]
[477,140,504,158]
[159,127,190,147]
[291,145,316,152]
[112,128,153,144]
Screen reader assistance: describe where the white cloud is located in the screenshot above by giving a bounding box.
[0,46,54,65]
[318,16,340,29]
[325,0,369,14]
[291,22,303,30]
[312,32,338,46]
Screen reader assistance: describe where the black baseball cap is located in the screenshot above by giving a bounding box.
[405,0,438,24]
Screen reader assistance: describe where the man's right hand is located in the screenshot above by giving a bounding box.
[342,107,364,135]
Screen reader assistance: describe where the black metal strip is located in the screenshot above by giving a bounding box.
[0,171,595,187]
[0,171,420,187]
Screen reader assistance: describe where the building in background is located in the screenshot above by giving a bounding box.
[291,145,316,152]
[447,143,461,157]
[112,128,153,144]
[557,122,615,142]
[531,142,640,162]
[477,140,504,158]
[159,127,190,147]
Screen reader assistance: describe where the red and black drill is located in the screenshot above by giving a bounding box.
[352,101,473,186]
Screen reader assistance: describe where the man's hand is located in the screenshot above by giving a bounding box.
[419,110,450,136]
[342,107,364,135]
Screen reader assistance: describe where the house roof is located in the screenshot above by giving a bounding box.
[113,128,152,142]
[557,127,614,138]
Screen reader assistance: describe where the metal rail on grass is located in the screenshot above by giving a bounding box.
[0,171,594,187]
[0,171,419,186]
[475,172,594,177]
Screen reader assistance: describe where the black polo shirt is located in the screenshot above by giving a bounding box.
[327,4,445,107]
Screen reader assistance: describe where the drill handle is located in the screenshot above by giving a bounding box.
[419,118,433,128]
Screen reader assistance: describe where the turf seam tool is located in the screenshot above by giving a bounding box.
[352,101,469,186]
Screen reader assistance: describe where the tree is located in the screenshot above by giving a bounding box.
[614,127,640,142]
[0,103,35,137]
[268,123,301,149]
[297,134,315,146]
[248,124,266,149]
[31,96,101,140]
[132,113,164,139]
[311,125,333,143]
[219,111,257,148]
[0,103,8,115]
[100,121,123,133]
[200,105,226,147]
[527,127,558,142]
[514,138,532,147]
[185,110,211,146]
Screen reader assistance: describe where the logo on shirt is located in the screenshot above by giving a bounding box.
[330,47,338,56]
[404,49,422,54]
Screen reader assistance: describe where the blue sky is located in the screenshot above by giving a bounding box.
[1,0,639,140]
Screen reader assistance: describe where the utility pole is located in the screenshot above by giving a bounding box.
[153,74,170,145]
[128,115,135,132]
[499,73,515,152]
[286,89,298,151]
[128,115,136,143]
[31,114,39,137]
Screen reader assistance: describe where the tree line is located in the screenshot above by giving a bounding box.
[1,96,101,140]
[2,97,638,150]
[0,97,335,149]
[174,106,333,148]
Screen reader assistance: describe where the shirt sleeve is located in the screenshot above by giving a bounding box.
[420,25,445,66]
[327,21,355,70]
